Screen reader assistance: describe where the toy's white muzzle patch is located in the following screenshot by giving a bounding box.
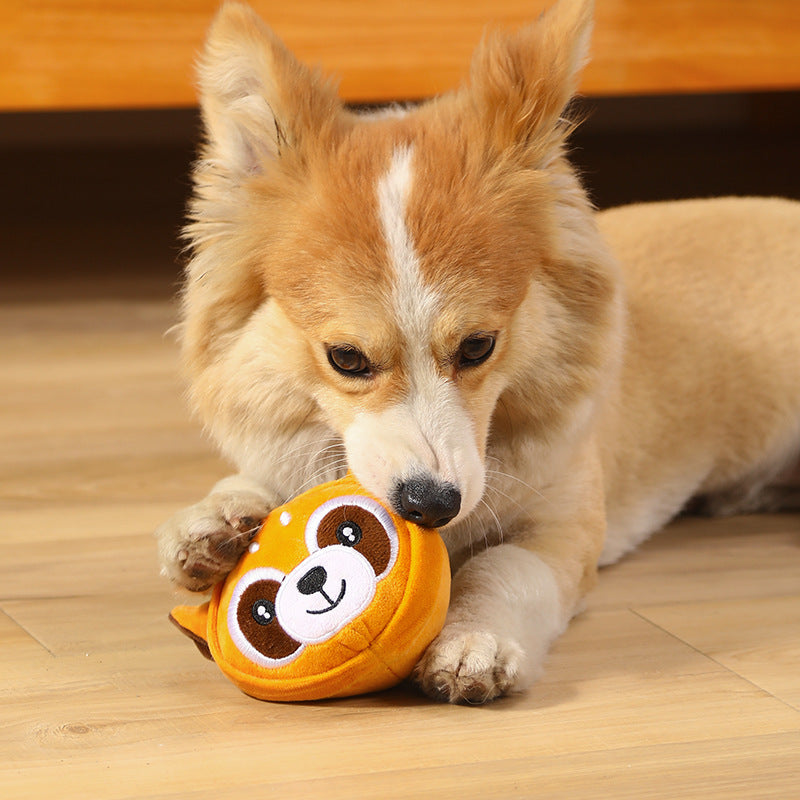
[276,547,378,643]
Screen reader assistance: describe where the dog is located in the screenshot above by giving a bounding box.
[156,0,800,703]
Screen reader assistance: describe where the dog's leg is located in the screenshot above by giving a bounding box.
[155,474,280,592]
[156,421,346,591]
[414,438,605,703]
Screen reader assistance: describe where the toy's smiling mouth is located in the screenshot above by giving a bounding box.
[305,579,346,615]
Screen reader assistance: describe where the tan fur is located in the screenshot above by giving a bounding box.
[156,0,800,702]
[597,196,800,561]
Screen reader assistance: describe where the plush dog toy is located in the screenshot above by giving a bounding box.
[170,474,451,701]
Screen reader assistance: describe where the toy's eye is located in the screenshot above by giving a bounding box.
[336,520,362,547]
[229,574,303,664]
[311,500,398,579]
[251,598,276,625]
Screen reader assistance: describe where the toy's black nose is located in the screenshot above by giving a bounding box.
[297,565,327,595]
[395,478,461,528]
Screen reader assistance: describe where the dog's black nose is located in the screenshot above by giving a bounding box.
[395,478,461,528]
[296,565,327,595]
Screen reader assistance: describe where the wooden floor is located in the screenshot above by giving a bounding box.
[2,255,799,798]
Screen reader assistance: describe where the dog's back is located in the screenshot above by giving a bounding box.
[597,197,800,563]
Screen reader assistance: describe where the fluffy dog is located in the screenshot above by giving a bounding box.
[156,0,800,702]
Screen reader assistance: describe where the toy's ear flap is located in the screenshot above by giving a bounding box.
[170,602,213,661]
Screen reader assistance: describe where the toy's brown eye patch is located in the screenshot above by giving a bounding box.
[236,578,301,660]
[315,505,392,576]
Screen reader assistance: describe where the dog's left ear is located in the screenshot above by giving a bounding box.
[465,0,593,162]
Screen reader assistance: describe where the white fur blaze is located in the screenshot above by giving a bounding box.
[341,146,485,520]
[377,145,441,341]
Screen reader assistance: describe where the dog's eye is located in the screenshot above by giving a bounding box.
[458,334,496,368]
[327,345,371,377]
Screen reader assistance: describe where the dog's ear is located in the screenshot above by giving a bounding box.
[465,0,593,162]
[197,2,341,177]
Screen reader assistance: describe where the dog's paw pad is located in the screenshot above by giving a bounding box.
[413,628,523,704]
[156,491,273,592]
[175,528,251,589]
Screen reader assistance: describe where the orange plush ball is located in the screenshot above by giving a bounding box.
[170,474,451,701]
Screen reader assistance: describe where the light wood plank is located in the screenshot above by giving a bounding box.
[0,301,227,512]
[1,505,180,600]
[0,609,54,678]
[224,734,800,800]
[2,620,798,800]
[636,596,800,709]
[2,1,799,111]
[591,514,800,607]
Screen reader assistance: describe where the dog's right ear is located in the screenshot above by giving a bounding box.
[197,2,341,177]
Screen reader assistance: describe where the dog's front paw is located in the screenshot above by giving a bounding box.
[156,491,274,592]
[413,626,524,704]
